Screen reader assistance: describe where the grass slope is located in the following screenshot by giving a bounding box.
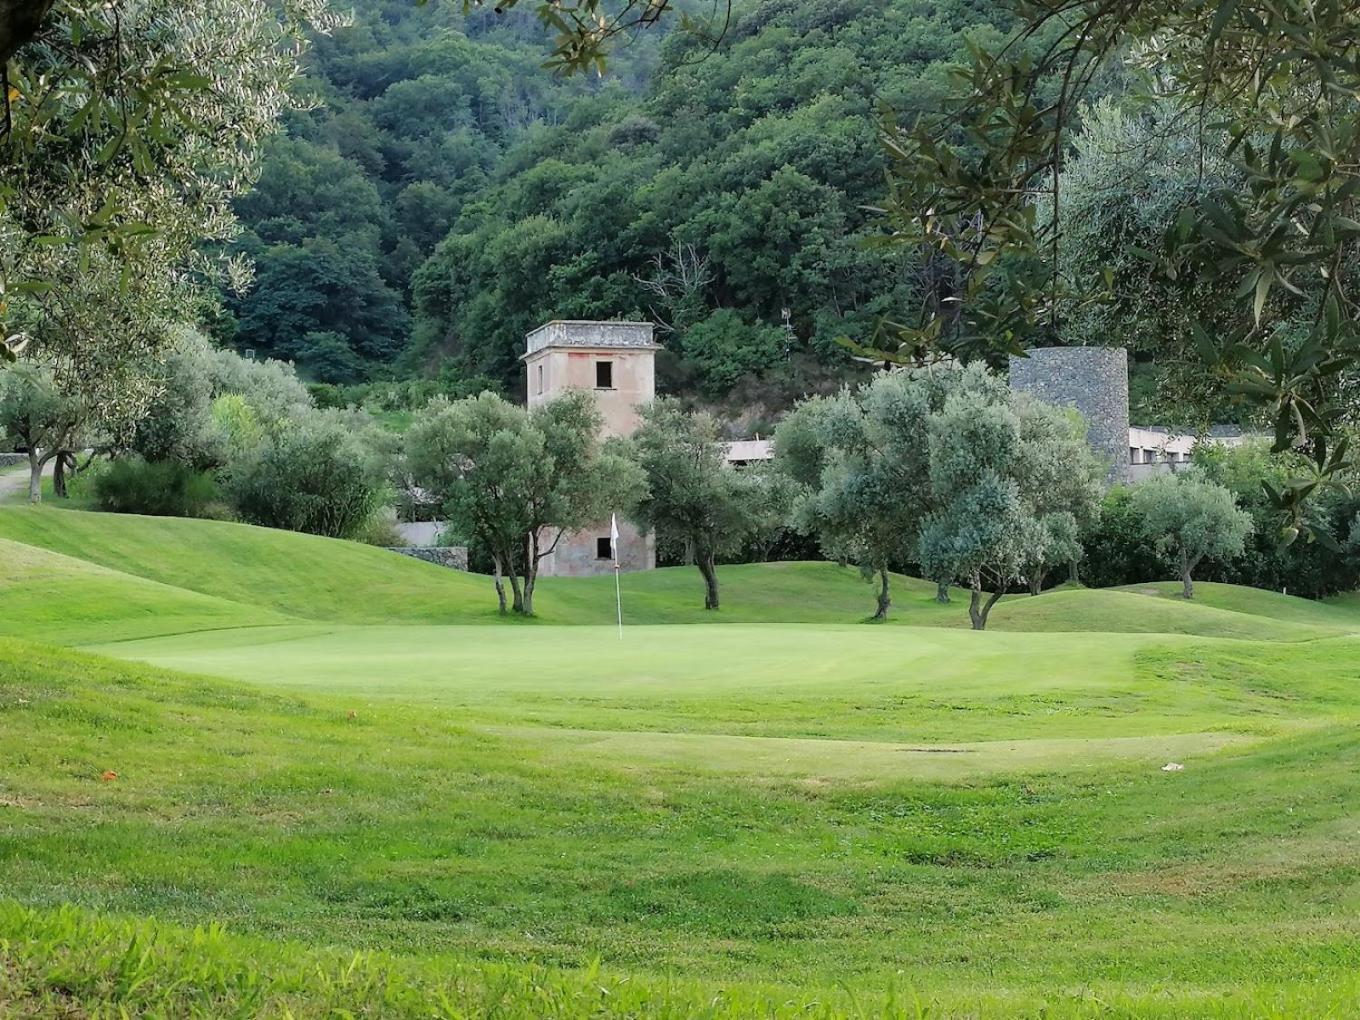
[4,506,1358,639]
[0,507,493,625]
[1122,579,1360,627]
[0,538,286,642]
[987,588,1347,641]
[4,634,1360,1014]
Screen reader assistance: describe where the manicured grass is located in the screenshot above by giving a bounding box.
[5,506,1358,637]
[89,624,1347,742]
[988,587,1347,640]
[0,507,494,624]
[6,508,1360,1015]
[0,507,953,626]
[1120,579,1360,627]
[4,632,1360,1011]
[0,538,285,642]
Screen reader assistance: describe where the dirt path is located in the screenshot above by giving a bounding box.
[0,460,50,504]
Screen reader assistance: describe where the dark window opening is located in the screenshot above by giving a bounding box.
[596,536,613,560]
[595,360,613,389]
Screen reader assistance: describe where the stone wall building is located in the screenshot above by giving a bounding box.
[1009,346,1254,481]
[1008,346,1131,481]
[523,320,660,577]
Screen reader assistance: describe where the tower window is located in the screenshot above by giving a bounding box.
[536,364,544,395]
[595,360,613,389]
[596,536,613,560]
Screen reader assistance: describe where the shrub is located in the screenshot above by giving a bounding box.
[351,512,404,548]
[680,309,785,398]
[229,419,379,539]
[93,458,219,518]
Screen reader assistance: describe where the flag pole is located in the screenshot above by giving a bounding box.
[611,513,623,640]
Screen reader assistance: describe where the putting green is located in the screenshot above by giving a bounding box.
[93,622,1335,750]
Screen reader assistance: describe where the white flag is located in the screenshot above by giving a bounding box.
[610,513,620,562]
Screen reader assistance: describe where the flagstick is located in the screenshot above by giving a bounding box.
[613,561,623,640]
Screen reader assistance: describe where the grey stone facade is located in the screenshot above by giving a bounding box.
[1009,346,1130,481]
[385,546,469,571]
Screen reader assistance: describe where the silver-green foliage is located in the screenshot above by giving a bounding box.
[780,364,1101,626]
[626,398,786,611]
[406,390,642,615]
[921,384,1103,628]
[776,371,944,619]
[1130,472,1252,599]
[1,0,334,419]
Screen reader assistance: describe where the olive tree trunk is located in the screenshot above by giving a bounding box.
[968,575,1004,631]
[52,451,71,499]
[0,0,55,65]
[26,448,44,504]
[872,567,891,621]
[1180,551,1196,599]
[696,548,720,610]
[491,555,508,614]
[935,581,950,604]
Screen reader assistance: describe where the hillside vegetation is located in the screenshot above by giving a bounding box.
[224,0,1033,402]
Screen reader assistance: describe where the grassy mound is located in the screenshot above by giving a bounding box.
[0,507,955,627]
[547,560,958,625]
[987,588,1347,641]
[1120,579,1360,628]
[0,538,286,642]
[5,506,1357,639]
[0,508,492,625]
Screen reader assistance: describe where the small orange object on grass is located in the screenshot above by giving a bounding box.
[99,770,118,782]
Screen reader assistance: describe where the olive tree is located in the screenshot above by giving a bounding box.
[0,363,85,503]
[1130,473,1252,599]
[625,399,782,610]
[1011,397,1104,593]
[917,381,1105,630]
[919,393,1034,630]
[775,373,936,620]
[2,0,334,425]
[406,391,641,616]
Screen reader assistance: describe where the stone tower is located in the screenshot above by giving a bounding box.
[523,320,659,576]
[1008,346,1129,481]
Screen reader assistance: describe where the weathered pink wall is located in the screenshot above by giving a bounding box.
[523,321,659,576]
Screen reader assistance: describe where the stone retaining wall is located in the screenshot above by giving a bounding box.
[0,453,27,469]
[385,546,469,571]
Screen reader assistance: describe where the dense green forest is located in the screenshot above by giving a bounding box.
[217,0,1022,410]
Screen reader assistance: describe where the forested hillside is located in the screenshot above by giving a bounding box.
[221,0,1021,407]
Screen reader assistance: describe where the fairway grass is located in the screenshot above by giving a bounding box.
[5,508,1360,1015]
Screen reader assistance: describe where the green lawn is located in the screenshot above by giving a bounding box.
[4,508,1360,1016]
